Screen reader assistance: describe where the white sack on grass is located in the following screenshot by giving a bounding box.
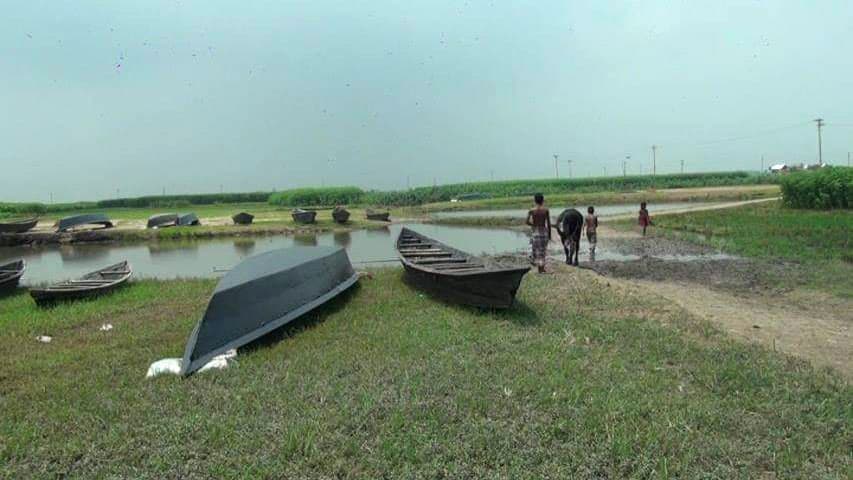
[145,349,237,378]
[36,335,52,343]
[99,323,113,332]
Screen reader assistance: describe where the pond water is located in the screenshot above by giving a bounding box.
[2,223,533,285]
[431,202,721,219]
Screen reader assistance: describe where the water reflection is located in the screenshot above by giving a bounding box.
[233,239,256,256]
[293,233,318,247]
[0,223,531,285]
[332,231,351,248]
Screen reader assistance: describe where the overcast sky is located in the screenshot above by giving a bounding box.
[2,1,852,202]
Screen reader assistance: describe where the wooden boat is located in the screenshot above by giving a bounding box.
[181,246,359,375]
[0,259,25,291]
[0,218,38,234]
[366,210,390,222]
[30,261,132,305]
[396,228,530,309]
[147,213,179,229]
[332,206,350,224]
[177,213,200,226]
[292,209,317,224]
[56,214,113,232]
[232,212,254,225]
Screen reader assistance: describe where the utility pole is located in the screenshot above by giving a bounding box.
[624,155,629,177]
[220,184,223,194]
[651,145,658,176]
[761,155,765,173]
[407,176,410,190]
[603,166,607,177]
[490,170,494,182]
[162,187,165,197]
[680,159,684,174]
[814,118,824,164]
[848,152,851,167]
[553,154,559,178]
[116,188,120,199]
[567,158,573,179]
[49,192,53,204]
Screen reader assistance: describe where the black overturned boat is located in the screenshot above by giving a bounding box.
[292,209,317,224]
[30,261,131,305]
[56,214,114,232]
[396,228,530,309]
[177,213,200,226]
[332,206,350,224]
[232,212,254,225]
[366,210,390,222]
[0,218,38,234]
[147,213,179,229]
[181,246,359,375]
[0,259,25,291]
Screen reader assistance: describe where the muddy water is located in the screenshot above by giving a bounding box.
[1,223,535,285]
[431,201,722,219]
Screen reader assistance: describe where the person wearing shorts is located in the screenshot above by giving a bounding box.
[584,206,598,261]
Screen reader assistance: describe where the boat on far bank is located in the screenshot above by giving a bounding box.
[366,210,390,222]
[0,259,25,291]
[30,260,131,305]
[292,209,317,224]
[332,207,350,224]
[0,218,39,234]
[232,212,254,225]
[147,213,179,229]
[396,227,529,309]
[56,214,114,232]
[177,213,200,226]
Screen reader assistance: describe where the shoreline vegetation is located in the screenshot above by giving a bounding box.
[1,171,776,219]
[0,268,848,477]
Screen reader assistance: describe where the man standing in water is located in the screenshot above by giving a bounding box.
[584,206,598,261]
[525,193,551,273]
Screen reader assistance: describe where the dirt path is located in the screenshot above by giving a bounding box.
[568,225,852,379]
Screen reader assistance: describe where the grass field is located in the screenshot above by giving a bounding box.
[412,185,780,213]
[1,268,848,478]
[639,201,852,296]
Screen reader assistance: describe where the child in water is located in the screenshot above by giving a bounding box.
[638,202,651,236]
[584,206,598,261]
[525,193,551,273]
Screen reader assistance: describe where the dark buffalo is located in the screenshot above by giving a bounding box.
[554,208,583,266]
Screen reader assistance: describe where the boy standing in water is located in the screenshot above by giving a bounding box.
[584,206,598,261]
[525,193,551,273]
[638,202,651,236]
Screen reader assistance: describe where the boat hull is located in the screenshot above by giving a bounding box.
[396,228,529,309]
[181,246,358,375]
[0,218,38,234]
[30,261,131,305]
[0,259,25,292]
[332,208,350,224]
[177,213,200,226]
[56,214,113,232]
[147,213,179,229]
[292,210,317,224]
[401,263,527,309]
[232,212,254,225]
[366,211,390,222]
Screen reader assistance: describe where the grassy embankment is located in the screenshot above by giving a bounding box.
[419,185,780,228]
[634,200,852,296]
[0,268,848,477]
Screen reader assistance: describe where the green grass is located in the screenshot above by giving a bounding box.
[639,201,852,296]
[0,270,849,478]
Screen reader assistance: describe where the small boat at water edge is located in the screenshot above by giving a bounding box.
[292,209,317,224]
[232,212,254,225]
[0,259,25,291]
[396,228,530,309]
[365,210,390,222]
[56,214,113,233]
[30,261,132,305]
[147,213,179,229]
[332,207,350,224]
[0,218,38,234]
[181,246,359,375]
